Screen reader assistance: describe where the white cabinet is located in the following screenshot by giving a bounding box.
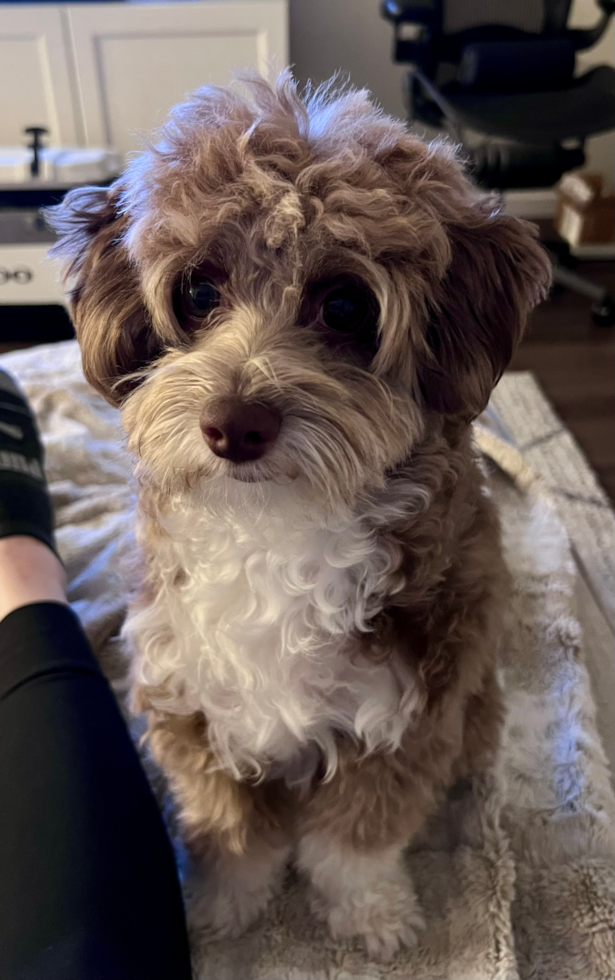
[0,7,80,146]
[0,2,289,159]
[66,2,288,157]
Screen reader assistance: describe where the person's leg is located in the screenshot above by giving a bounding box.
[0,535,67,621]
[0,370,192,980]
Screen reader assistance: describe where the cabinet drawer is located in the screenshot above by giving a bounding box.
[0,245,65,305]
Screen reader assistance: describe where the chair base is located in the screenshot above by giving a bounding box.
[547,245,615,326]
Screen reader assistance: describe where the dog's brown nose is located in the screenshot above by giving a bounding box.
[200,397,281,463]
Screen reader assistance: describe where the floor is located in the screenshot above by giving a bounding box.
[510,257,615,502]
[2,254,614,502]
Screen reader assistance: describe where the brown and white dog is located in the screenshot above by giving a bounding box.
[50,72,550,960]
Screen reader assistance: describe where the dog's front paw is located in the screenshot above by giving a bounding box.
[326,880,425,962]
[299,833,425,962]
[186,843,290,942]
[186,872,269,941]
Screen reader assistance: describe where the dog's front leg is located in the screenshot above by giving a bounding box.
[185,833,292,942]
[296,736,445,962]
[139,698,292,940]
[297,830,423,962]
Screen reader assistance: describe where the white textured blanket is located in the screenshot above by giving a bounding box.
[2,340,613,980]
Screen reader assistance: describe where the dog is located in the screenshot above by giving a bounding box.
[49,71,551,960]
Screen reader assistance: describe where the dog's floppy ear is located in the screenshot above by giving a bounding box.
[48,185,160,407]
[418,203,551,420]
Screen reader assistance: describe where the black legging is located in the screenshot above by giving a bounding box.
[0,602,192,980]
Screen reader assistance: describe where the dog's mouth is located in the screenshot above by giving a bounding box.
[222,460,299,485]
[228,468,267,484]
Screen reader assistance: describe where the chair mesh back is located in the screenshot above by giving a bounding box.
[443,0,546,35]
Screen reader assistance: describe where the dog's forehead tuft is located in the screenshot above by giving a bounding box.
[262,189,305,249]
[119,71,460,279]
[122,72,418,216]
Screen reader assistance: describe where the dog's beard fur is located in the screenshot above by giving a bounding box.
[121,314,423,516]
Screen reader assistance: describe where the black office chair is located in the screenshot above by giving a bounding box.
[381,0,615,324]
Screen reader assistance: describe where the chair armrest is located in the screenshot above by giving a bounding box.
[568,0,614,51]
[380,1,438,25]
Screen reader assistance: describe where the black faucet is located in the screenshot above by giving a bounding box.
[24,126,49,179]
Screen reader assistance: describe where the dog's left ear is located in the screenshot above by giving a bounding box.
[47,185,160,407]
[418,203,551,420]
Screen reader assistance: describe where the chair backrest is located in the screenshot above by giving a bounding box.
[442,0,573,36]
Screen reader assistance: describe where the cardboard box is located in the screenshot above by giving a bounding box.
[554,173,615,247]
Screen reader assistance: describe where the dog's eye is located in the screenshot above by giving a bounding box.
[183,275,220,318]
[321,286,378,335]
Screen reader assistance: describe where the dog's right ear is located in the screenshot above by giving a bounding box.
[47,185,160,407]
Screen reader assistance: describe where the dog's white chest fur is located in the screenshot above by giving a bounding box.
[128,493,420,781]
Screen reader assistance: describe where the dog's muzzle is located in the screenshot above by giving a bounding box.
[200,396,281,463]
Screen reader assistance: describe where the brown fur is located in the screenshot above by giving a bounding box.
[48,71,551,953]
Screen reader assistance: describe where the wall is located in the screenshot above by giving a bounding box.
[289,0,406,119]
[289,0,615,190]
[570,0,615,191]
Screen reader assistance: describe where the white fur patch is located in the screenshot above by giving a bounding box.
[126,481,425,782]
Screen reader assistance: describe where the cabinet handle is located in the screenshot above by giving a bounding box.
[0,267,34,284]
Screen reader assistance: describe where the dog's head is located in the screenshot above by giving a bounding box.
[49,71,550,510]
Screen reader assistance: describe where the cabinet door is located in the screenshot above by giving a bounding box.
[0,6,80,146]
[66,1,289,159]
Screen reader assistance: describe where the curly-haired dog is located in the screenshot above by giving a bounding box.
[49,72,551,960]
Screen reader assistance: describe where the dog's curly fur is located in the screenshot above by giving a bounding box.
[49,71,551,960]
